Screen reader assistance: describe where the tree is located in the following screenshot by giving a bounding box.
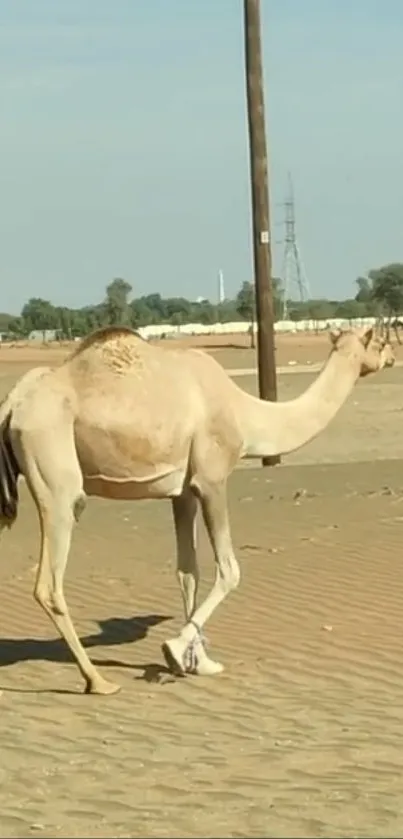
[21,298,58,338]
[333,299,369,320]
[355,276,372,303]
[0,312,13,332]
[354,263,403,341]
[165,297,192,322]
[6,264,403,345]
[7,317,26,337]
[368,264,403,342]
[55,306,72,339]
[215,300,235,322]
[273,278,287,321]
[105,278,132,325]
[355,276,378,316]
[369,264,403,312]
[236,281,256,347]
[194,300,217,325]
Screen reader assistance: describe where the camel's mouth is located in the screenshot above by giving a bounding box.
[381,345,395,368]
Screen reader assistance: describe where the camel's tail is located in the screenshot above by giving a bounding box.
[0,409,20,527]
[0,365,52,528]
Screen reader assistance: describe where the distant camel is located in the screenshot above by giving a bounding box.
[0,325,394,694]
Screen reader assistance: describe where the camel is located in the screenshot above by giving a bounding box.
[0,324,394,695]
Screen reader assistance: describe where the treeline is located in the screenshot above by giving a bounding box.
[1,263,403,340]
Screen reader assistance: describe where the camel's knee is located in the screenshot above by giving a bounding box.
[34,582,66,616]
[34,581,51,611]
[177,568,199,590]
[50,488,86,526]
[73,492,87,523]
[218,556,240,594]
[40,487,84,534]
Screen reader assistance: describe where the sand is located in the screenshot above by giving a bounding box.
[1,333,403,838]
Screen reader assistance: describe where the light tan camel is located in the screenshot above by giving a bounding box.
[0,324,394,694]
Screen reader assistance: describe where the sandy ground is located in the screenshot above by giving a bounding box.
[1,335,403,838]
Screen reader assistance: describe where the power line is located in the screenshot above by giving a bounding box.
[279,173,311,319]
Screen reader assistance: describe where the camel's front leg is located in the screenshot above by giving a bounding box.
[163,482,239,676]
[171,489,223,676]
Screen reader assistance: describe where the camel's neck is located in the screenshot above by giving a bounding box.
[239,351,360,458]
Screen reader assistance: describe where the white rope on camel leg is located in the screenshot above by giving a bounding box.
[184,619,209,671]
[189,618,208,649]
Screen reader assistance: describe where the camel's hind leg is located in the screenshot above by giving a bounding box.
[20,428,120,696]
[170,488,223,676]
[0,522,6,697]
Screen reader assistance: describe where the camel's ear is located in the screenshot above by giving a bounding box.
[329,328,342,346]
[358,325,374,348]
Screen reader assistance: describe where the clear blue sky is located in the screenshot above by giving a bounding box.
[1,0,402,313]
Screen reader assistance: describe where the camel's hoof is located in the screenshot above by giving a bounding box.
[161,639,187,677]
[190,657,224,676]
[84,678,121,696]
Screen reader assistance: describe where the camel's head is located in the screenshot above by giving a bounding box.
[329,325,395,377]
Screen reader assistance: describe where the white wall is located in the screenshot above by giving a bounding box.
[137,316,383,340]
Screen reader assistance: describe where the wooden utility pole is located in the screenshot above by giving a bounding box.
[243,0,280,467]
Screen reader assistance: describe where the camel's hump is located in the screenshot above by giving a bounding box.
[68,326,146,360]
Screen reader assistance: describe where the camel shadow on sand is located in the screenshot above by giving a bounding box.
[0,613,174,692]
